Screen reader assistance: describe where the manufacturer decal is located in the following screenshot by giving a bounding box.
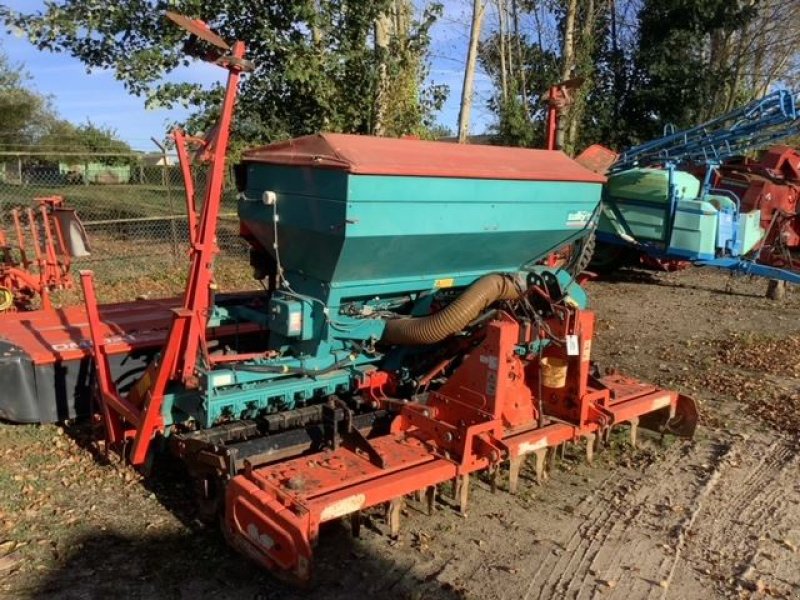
[566,210,592,228]
[50,333,138,353]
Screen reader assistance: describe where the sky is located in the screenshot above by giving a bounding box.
[0,0,496,151]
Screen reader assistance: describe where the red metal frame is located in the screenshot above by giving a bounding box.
[172,129,200,245]
[544,78,584,151]
[223,307,697,584]
[175,40,246,385]
[713,145,800,271]
[0,196,77,311]
[80,16,251,466]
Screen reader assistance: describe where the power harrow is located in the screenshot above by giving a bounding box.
[69,13,697,585]
[0,195,89,311]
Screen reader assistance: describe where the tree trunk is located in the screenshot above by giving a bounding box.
[373,11,392,136]
[511,0,528,115]
[558,0,577,151]
[458,0,486,143]
[311,0,325,48]
[610,0,620,130]
[497,0,508,103]
[373,0,413,137]
[567,0,594,152]
[561,0,577,82]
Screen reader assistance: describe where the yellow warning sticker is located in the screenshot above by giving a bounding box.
[434,278,455,289]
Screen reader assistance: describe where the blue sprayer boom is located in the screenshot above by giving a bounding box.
[612,90,800,172]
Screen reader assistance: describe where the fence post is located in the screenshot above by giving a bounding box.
[151,138,180,266]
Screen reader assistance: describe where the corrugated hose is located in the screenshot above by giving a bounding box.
[381,273,523,345]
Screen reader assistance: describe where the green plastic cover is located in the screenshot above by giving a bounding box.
[606,168,701,204]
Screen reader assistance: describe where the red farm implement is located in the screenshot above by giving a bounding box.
[0,196,89,311]
[67,12,703,588]
[714,145,800,276]
[223,309,697,584]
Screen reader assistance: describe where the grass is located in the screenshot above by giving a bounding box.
[0,182,239,223]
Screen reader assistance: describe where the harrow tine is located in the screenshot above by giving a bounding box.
[508,456,523,494]
[629,417,639,448]
[593,429,604,454]
[533,447,548,484]
[351,511,362,538]
[585,432,596,465]
[603,425,612,447]
[457,474,470,515]
[548,445,557,472]
[388,497,404,539]
[489,465,500,493]
[425,486,436,515]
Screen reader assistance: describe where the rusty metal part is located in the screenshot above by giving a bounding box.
[0,196,85,312]
[166,11,230,50]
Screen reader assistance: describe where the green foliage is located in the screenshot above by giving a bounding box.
[1,1,447,145]
[627,0,760,143]
[478,0,767,154]
[493,96,540,147]
[0,52,54,152]
[422,123,455,140]
[479,32,560,147]
[0,48,131,162]
[36,120,133,164]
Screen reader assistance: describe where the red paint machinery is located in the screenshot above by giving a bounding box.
[72,13,698,587]
[713,145,800,274]
[0,196,89,311]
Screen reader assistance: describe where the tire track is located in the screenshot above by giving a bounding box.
[681,437,800,597]
[522,439,707,600]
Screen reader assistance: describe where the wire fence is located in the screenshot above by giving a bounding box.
[0,152,250,288]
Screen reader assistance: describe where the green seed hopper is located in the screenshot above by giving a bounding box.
[239,133,604,299]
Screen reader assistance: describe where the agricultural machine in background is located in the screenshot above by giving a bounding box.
[713,145,800,297]
[68,13,699,585]
[0,196,89,311]
[588,90,800,295]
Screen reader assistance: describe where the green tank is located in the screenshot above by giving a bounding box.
[599,168,702,243]
[238,134,606,296]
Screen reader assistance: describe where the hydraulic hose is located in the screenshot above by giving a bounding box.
[381,273,523,346]
[230,357,354,378]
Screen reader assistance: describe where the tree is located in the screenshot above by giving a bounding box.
[625,0,761,144]
[35,120,133,164]
[0,51,54,152]
[1,1,448,145]
[478,8,560,147]
[477,0,798,155]
[458,0,487,142]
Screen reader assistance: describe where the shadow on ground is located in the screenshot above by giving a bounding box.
[48,422,464,600]
[596,267,769,299]
[25,519,466,600]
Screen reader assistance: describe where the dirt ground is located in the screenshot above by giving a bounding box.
[1,267,799,600]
